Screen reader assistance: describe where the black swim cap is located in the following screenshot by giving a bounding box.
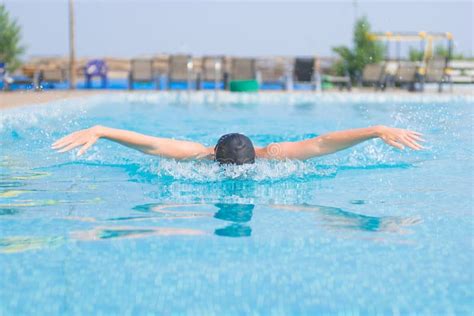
[214,133,256,165]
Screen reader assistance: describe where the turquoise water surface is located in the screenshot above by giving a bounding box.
[1,92,473,314]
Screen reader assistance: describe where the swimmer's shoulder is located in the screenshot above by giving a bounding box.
[254,146,268,159]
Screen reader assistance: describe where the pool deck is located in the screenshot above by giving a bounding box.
[1,87,473,110]
[0,90,104,110]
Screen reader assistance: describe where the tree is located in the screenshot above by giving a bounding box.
[0,4,25,72]
[332,16,385,79]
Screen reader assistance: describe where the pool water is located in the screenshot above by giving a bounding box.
[1,92,473,314]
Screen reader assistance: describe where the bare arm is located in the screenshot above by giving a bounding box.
[256,125,424,160]
[52,125,213,160]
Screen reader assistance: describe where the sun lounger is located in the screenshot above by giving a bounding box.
[0,62,5,78]
[168,55,195,90]
[229,58,257,81]
[84,59,108,89]
[293,57,317,90]
[383,61,399,89]
[37,66,67,89]
[0,62,7,90]
[128,58,158,90]
[1,62,35,91]
[199,56,225,90]
[256,57,290,90]
[323,74,352,90]
[394,61,421,91]
[362,63,385,89]
[448,60,474,84]
[226,58,258,91]
[424,57,450,92]
[318,58,351,91]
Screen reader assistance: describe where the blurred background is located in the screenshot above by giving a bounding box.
[0,0,473,93]
[4,0,473,57]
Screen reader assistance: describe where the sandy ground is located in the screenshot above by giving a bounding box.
[1,87,472,110]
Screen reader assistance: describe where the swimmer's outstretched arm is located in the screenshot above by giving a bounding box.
[52,125,214,159]
[256,125,424,160]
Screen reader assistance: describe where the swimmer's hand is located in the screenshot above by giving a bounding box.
[52,125,212,159]
[375,126,425,150]
[256,125,425,160]
[52,126,101,156]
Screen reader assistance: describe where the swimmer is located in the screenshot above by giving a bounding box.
[52,125,424,164]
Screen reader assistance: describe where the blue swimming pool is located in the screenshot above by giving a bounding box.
[1,92,473,314]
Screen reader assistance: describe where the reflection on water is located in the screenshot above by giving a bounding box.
[274,204,422,234]
[0,181,25,188]
[0,236,64,253]
[214,204,254,237]
[132,203,420,236]
[0,190,33,198]
[70,226,205,241]
[0,202,422,253]
[0,208,20,216]
[99,228,157,239]
[133,203,255,237]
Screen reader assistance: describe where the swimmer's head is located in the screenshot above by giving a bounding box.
[214,133,256,165]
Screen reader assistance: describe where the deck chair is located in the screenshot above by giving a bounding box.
[362,63,386,89]
[37,66,67,89]
[0,62,5,79]
[128,58,157,90]
[84,59,108,89]
[394,61,421,91]
[0,62,7,90]
[323,74,352,90]
[168,55,195,90]
[293,57,317,90]
[1,62,35,91]
[317,57,351,91]
[425,57,449,92]
[448,60,474,84]
[199,56,225,90]
[382,61,399,89]
[256,57,290,90]
[229,58,257,81]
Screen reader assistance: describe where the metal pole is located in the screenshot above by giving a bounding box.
[69,0,76,90]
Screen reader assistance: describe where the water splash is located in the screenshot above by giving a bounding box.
[141,158,337,183]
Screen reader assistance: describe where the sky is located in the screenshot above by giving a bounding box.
[3,0,473,59]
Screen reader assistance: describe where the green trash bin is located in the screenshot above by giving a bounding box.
[229,80,259,92]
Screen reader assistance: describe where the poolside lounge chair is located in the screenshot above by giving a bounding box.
[256,57,290,90]
[448,60,474,84]
[226,58,258,91]
[319,58,351,91]
[382,61,399,89]
[229,58,257,81]
[37,66,68,89]
[293,57,317,90]
[128,58,158,90]
[394,61,421,91]
[84,59,108,89]
[424,57,450,92]
[1,62,36,91]
[362,63,386,89]
[198,56,225,90]
[0,62,7,90]
[168,55,195,90]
